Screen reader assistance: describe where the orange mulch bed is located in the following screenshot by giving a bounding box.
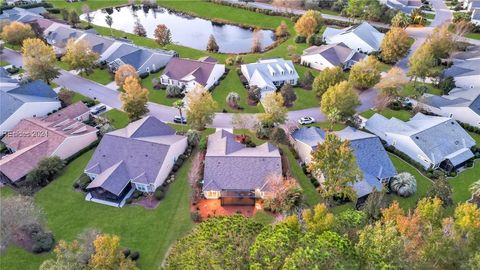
[191,199,259,220]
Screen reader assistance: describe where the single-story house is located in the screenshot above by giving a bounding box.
[365,113,476,171]
[385,0,422,13]
[452,45,480,62]
[160,57,225,92]
[443,59,480,89]
[291,126,397,200]
[300,42,367,71]
[418,89,480,127]
[44,23,87,55]
[5,0,43,6]
[467,0,480,11]
[0,78,61,133]
[322,22,385,53]
[472,9,480,26]
[84,116,187,207]
[74,32,116,56]
[0,6,45,21]
[240,58,299,98]
[203,129,282,206]
[0,102,97,185]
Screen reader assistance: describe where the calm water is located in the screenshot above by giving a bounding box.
[82,5,275,53]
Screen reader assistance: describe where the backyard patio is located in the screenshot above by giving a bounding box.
[192,199,261,220]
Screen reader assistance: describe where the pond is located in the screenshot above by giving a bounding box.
[82,5,276,54]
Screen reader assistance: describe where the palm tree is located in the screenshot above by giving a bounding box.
[226,92,240,109]
[470,180,480,198]
[105,15,113,36]
[173,99,185,127]
[390,172,417,197]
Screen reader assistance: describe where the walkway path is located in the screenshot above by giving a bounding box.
[3,48,376,127]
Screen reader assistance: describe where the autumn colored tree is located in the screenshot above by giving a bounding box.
[186,85,218,130]
[380,27,411,64]
[320,81,360,120]
[1,21,35,45]
[294,10,322,37]
[302,204,335,233]
[391,12,411,28]
[426,176,453,207]
[83,4,92,27]
[280,83,297,107]
[257,92,287,127]
[120,76,149,121]
[206,34,219,52]
[408,41,440,82]
[275,20,289,38]
[308,134,361,203]
[376,67,408,97]
[89,234,137,270]
[263,175,303,213]
[68,11,80,28]
[22,38,59,84]
[251,29,263,53]
[428,24,455,60]
[114,64,139,87]
[57,88,75,106]
[154,24,171,47]
[62,39,99,75]
[311,66,346,100]
[133,20,147,37]
[348,56,381,89]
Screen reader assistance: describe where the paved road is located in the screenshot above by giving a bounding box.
[223,0,390,29]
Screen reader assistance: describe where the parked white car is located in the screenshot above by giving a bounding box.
[298,117,315,125]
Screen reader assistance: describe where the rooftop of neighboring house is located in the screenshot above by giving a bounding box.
[366,113,476,166]
[241,58,299,87]
[43,101,89,122]
[421,93,471,108]
[444,59,480,78]
[473,9,480,20]
[302,42,366,66]
[45,24,85,48]
[203,129,282,192]
[75,32,116,55]
[105,42,175,71]
[0,103,97,182]
[162,57,220,86]
[452,45,480,61]
[323,22,384,51]
[449,87,480,101]
[0,79,58,125]
[291,126,326,150]
[0,6,46,21]
[85,116,185,196]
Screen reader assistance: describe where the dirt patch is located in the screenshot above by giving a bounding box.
[134,196,160,209]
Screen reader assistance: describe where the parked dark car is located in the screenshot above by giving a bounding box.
[173,116,187,124]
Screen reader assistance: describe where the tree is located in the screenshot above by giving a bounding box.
[320,81,360,121]
[89,234,137,270]
[22,38,59,84]
[251,29,263,53]
[391,12,411,28]
[312,66,346,100]
[390,172,417,197]
[164,216,263,269]
[275,20,289,38]
[166,85,183,98]
[231,114,256,132]
[40,240,86,270]
[470,180,480,199]
[257,92,287,127]
[410,8,425,25]
[380,27,411,64]
[0,195,44,250]
[206,34,219,52]
[69,11,80,28]
[172,99,185,124]
[114,64,138,87]
[428,24,455,60]
[248,86,262,103]
[58,88,75,106]
[294,10,322,37]
[133,20,146,37]
[302,204,335,233]
[154,24,171,47]
[1,21,35,45]
[426,176,453,207]
[344,0,364,19]
[61,9,69,21]
[308,134,361,203]
[361,188,390,221]
[301,70,314,88]
[105,15,114,36]
[408,41,439,82]
[226,92,240,108]
[186,85,218,130]
[375,67,408,97]
[348,56,381,89]
[25,156,66,187]
[280,83,297,107]
[263,176,303,213]
[62,38,99,75]
[120,76,149,121]
[83,4,92,27]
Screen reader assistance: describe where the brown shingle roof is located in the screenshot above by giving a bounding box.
[162,57,217,86]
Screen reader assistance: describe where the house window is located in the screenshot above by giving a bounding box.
[205,190,220,199]
[146,67,150,73]
[136,184,146,192]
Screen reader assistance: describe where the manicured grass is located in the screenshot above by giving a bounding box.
[251,211,275,225]
[0,60,9,67]
[399,82,443,98]
[465,32,480,40]
[1,146,195,270]
[70,92,97,105]
[378,62,393,72]
[56,60,71,71]
[449,160,480,203]
[0,246,52,270]
[103,108,130,129]
[361,108,412,121]
[212,70,264,113]
[0,186,17,198]
[425,13,435,20]
[307,121,347,131]
[81,68,113,85]
[47,0,128,13]
[289,87,319,111]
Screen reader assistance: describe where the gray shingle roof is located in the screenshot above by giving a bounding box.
[203,129,282,192]
[302,43,358,66]
[473,9,480,20]
[444,59,480,77]
[78,33,115,55]
[291,126,326,149]
[422,94,470,108]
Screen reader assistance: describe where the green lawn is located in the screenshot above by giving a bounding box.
[103,109,130,129]
[0,186,17,198]
[450,160,480,203]
[0,147,194,270]
[81,68,113,85]
[399,82,443,98]
[289,88,320,111]
[70,92,97,105]
[0,60,9,67]
[465,32,480,40]
[307,121,347,131]
[46,0,128,13]
[361,108,412,121]
[251,211,275,225]
[56,60,71,71]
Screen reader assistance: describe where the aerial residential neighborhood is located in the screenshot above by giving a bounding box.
[0,0,479,269]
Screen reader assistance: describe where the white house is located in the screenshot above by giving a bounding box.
[300,42,367,71]
[0,77,61,134]
[241,58,299,98]
[84,116,187,207]
[322,22,385,53]
[160,57,225,92]
[444,59,480,89]
[472,9,480,25]
[417,88,480,127]
[365,113,476,171]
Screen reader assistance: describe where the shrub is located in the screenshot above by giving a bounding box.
[294,35,306,43]
[199,136,207,151]
[270,127,288,145]
[130,251,140,261]
[125,198,133,204]
[307,34,323,46]
[390,172,417,197]
[139,72,149,78]
[32,230,54,253]
[132,190,143,199]
[166,85,184,98]
[191,211,201,222]
[123,248,131,258]
[154,189,165,200]
[72,182,80,189]
[25,156,66,188]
